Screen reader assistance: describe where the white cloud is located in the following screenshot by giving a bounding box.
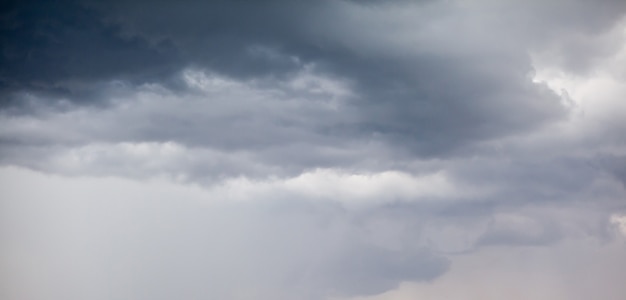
[0,166,450,300]
[210,168,489,208]
[611,214,626,237]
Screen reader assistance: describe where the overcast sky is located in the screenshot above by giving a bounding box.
[2,0,626,299]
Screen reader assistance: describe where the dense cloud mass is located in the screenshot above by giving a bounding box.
[2,0,626,300]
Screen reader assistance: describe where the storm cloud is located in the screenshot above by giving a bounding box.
[2,0,626,300]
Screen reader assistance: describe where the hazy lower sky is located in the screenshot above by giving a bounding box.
[2,1,626,299]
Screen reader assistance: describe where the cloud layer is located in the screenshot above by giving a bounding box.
[2,0,626,299]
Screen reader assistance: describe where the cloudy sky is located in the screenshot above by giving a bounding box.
[2,0,626,299]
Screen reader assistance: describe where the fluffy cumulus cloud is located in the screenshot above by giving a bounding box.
[1,0,626,299]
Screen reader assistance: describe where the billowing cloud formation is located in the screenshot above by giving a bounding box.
[2,0,626,300]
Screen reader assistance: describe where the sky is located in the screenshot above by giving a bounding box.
[1,0,626,299]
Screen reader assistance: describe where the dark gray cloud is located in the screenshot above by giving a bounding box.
[2,1,626,299]
[2,0,605,155]
[0,0,181,105]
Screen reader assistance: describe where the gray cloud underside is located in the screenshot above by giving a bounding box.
[2,0,626,299]
[4,0,615,154]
